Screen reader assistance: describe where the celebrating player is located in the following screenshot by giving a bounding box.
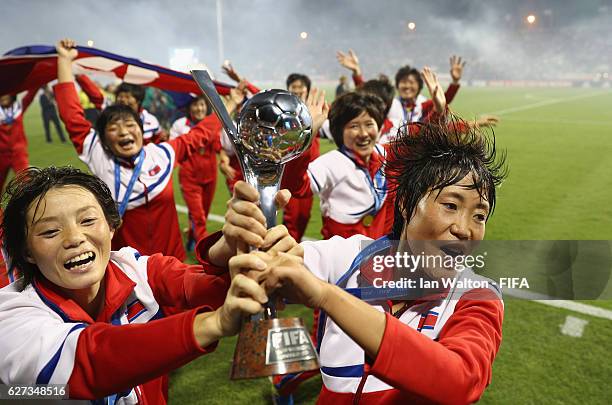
[288,67,446,240]
[0,166,298,402]
[228,118,508,404]
[170,95,221,249]
[0,88,37,189]
[53,38,242,260]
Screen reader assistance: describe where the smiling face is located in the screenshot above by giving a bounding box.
[25,186,114,299]
[397,73,421,101]
[104,116,143,158]
[401,174,489,279]
[189,98,208,122]
[342,111,379,163]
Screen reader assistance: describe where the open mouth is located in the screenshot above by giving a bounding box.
[64,251,96,271]
[440,244,464,258]
[118,139,135,148]
[356,139,372,147]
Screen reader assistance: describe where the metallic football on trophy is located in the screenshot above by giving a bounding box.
[191,70,319,379]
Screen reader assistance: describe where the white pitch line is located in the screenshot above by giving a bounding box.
[560,315,589,338]
[501,117,612,127]
[485,91,610,116]
[179,204,612,321]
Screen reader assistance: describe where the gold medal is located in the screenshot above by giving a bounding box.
[362,214,374,227]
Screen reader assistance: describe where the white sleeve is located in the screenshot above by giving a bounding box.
[169,119,184,140]
[306,155,333,195]
[301,235,370,285]
[0,289,86,385]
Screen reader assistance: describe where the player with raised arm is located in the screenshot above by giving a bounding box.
[53,39,242,260]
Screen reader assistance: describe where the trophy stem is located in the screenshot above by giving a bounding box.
[240,157,284,229]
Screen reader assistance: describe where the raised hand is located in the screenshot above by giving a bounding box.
[223,80,247,114]
[422,67,446,114]
[227,250,324,310]
[305,87,329,136]
[449,55,466,84]
[222,61,242,83]
[210,274,268,337]
[207,181,293,266]
[336,49,361,76]
[56,38,78,61]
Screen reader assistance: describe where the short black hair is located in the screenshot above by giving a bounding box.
[2,166,121,289]
[95,104,143,154]
[286,73,311,93]
[395,65,423,94]
[187,95,211,118]
[386,116,508,238]
[358,75,395,117]
[328,92,386,149]
[115,82,145,106]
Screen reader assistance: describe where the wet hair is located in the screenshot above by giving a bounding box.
[358,75,395,116]
[2,166,121,289]
[385,116,508,238]
[395,65,423,94]
[95,104,143,154]
[115,82,145,106]
[328,92,386,148]
[286,73,311,94]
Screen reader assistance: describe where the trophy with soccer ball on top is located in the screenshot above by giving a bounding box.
[190,70,319,379]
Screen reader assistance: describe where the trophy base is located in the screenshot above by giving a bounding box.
[230,317,320,380]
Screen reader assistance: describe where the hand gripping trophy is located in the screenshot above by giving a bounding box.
[191,70,319,379]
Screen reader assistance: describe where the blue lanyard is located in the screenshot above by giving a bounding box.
[335,236,426,303]
[339,146,387,216]
[114,149,145,217]
[335,235,393,288]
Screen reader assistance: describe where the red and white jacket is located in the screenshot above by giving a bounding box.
[55,82,222,260]
[170,116,222,183]
[303,235,504,405]
[285,143,393,240]
[0,242,229,404]
[0,89,36,155]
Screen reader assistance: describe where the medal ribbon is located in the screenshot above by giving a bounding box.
[114,149,145,217]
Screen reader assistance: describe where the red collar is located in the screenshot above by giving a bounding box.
[33,261,136,324]
[348,148,383,179]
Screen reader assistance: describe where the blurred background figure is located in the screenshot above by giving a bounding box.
[39,85,66,143]
[335,75,350,98]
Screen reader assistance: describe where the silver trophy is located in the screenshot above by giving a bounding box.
[191,70,319,379]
